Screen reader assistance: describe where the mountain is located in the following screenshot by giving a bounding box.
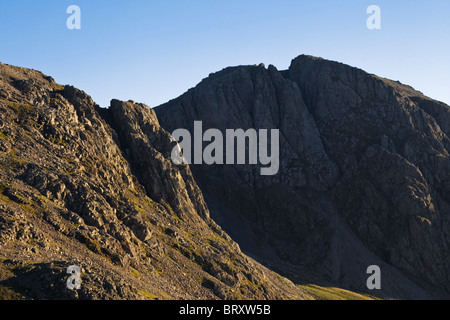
[155,55,450,299]
[1,54,449,300]
[0,62,321,300]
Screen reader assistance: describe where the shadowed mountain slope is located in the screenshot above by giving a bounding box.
[155,55,450,299]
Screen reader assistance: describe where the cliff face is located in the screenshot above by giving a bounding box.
[155,55,450,299]
[0,62,315,300]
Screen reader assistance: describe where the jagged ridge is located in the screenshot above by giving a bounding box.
[0,62,318,300]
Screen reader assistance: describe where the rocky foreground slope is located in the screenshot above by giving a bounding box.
[155,55,450,299]
[0,62,319,300]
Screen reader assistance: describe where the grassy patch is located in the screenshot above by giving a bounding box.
[7,101,35,119]
[54,84,65,91]
[139,289,159,300]
[19,203,35,215]
[143,196,158,208]
[299,284,375,300]
[47,135,67,146]
[130,268,141,279]
[63,169,74,176]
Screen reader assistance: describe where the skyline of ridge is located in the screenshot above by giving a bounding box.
[0,0,449,108]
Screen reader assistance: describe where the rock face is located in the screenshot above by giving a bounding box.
[155,55,450,299]
[0,62,317,300]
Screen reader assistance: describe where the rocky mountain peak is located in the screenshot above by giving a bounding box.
[155,54,450,299]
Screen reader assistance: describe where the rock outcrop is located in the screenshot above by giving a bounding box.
[155,55,450,299]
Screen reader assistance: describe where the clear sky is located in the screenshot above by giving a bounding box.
[1,0,449,107]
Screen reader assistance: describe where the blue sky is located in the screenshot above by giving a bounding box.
[1,0,449,107]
